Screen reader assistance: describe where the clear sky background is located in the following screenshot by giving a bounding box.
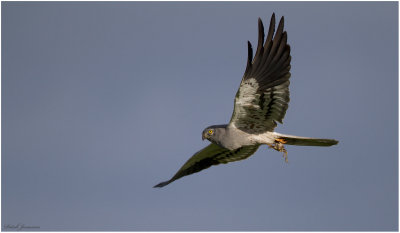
[2,2,398,231]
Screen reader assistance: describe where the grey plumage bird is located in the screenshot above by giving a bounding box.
[154,13,338,188]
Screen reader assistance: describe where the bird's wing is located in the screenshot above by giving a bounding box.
[229,13,291,134]
[154,143,259,188]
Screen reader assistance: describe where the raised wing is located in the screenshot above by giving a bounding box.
[229,13,291,134]
[154,143,259,188]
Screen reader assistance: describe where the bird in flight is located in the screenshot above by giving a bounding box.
[154,13,338,188]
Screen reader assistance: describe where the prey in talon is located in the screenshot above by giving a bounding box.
[270,138,289,163]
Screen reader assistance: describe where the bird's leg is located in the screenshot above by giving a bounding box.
[269,138,288,163]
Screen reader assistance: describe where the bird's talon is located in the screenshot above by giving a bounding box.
[275,138,287,144]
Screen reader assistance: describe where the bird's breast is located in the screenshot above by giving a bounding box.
[219,127,257,150]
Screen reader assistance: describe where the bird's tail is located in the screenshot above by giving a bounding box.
[274,133,338,147]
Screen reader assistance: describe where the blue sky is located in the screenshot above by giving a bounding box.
[2,2,398,231]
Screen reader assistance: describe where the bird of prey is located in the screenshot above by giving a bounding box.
[154,13,338,188]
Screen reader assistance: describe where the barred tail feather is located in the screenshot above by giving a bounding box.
[275,133,338,147]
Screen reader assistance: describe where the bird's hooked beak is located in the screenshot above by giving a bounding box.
[202,131,209,141]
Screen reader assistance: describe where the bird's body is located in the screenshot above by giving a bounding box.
[154,13,338,188]
[205,124,278,150]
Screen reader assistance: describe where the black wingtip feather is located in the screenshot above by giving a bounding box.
[277,16,284,34]
[253,18,265,66]
[257,18,265,40]
[153,180,172,188]
[247,40,253,59]
[266,13,276,44]
[257,18,265,47]
[244,41,253,74]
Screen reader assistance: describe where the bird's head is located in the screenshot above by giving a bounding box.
[201,124,227,142]
[202,127,215,141]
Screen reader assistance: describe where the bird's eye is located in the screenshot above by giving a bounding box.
[208,130,213,135]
